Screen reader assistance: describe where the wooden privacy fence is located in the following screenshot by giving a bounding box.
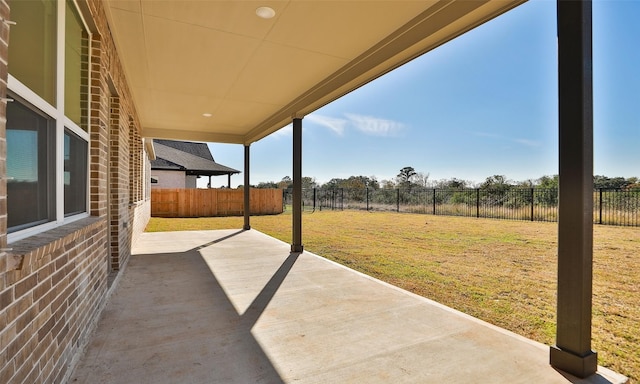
[151,188,283,218]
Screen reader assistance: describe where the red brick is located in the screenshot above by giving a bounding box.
[33,277,52,299]
[6,293,32,325]
[0,361,15,384]
[0,286,12,308]
[14,273,37,298]
[50,268,65,287]
[11,357,35,384]
[22,362,40,384]
[37,263,55,282]
[15,305,36,333]
[38,317,55,342]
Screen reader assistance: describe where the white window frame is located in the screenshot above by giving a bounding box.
[7,0,91,243]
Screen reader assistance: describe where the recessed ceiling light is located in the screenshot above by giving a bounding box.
[202,113,212,117]
[256,6,275,19]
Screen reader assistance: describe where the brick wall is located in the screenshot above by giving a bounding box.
[110,108,131,272]
[108,96,131,271]
[130,140,152,246]
[89,34,110,219]
[0,0,151,383]
[0,218,107,384]
[129,125,142,203]
[130,201,150,247]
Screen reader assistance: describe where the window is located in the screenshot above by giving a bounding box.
[7,0,57,105]
[6,100,56,232]
[64,129,88,216]
[65,0,89,129]
[7,0,90,241]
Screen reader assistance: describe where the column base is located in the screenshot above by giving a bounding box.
[291,244,304,253]
[243,225,251,230]
[550,346,597,379]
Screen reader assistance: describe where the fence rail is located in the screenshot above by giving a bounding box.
[151,188,283,218]
[283,188,640,227]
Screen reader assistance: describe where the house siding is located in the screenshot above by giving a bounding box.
[186,175,198,189]
[0,1,151,383]
[151,169,187,189]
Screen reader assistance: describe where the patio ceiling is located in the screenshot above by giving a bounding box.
[104,0,526,145]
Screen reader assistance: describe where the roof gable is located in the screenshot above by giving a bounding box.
[151,140,240,175]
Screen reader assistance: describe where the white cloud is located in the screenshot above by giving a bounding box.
[270,124,292,139]
[513,138,541,147]
[344,113,405,137]
[472,131,540,148]
[271,113,405,138]
[306,114,347,136]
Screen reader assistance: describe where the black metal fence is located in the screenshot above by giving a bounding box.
[282,188,640,227]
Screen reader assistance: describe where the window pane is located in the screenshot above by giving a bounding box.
[65,0,89,130]
[7,99,56,232]
[8,0,57,106]
[64,129,88,216]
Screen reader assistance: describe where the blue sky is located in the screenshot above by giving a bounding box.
[203,0,640,188]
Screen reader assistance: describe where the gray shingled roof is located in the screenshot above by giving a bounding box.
[151,140,240,176]
[154,139,214,161]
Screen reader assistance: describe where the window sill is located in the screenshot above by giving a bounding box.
[4,216,104,272]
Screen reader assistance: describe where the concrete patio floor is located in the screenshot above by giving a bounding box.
[70,229,627,384]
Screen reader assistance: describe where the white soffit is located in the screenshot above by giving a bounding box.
[104,0,526,145]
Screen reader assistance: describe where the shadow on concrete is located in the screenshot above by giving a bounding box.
[240,252,300,329]
[191,229,247,251]
[70,231,294,384]
[73,230,628,384]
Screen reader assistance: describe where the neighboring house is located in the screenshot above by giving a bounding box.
[151,139,240,189]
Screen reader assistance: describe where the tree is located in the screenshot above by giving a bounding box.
[366,176,380,190]
[380,179,396,189]
[625,177,640,191]
[277,176,292,189]
[517,179,535,188]
[534,175,558,205]
[480,175,512,191]
[397,166,417,184]
[435,178,468,189]
[322,178,344,190]
[301,176,317,190]
[320,176,378,190]
[593,175,630,190]
[346,175,379,190]
[256,181,278,189]
[413,172,430,188]
[536,175,559,189]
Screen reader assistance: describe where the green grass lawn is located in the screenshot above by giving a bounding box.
[146,211,640,382]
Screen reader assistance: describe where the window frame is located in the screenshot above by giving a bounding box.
[5,94,57,232]
[7,0,91,243]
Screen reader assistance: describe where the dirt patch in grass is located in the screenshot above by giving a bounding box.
[146,211,640,382]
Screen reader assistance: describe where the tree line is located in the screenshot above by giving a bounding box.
[250,166,640,191]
